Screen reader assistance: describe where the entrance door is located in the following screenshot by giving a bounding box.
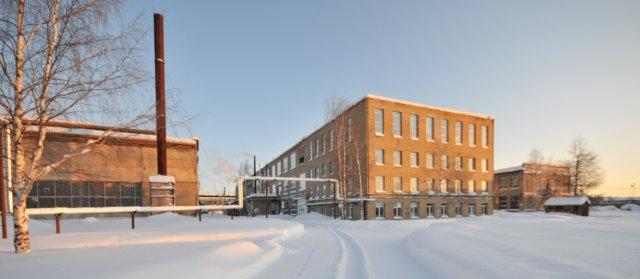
[297,198,307,215]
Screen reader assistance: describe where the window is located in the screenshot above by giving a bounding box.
[29,181,143,208]
[410,152,419,167]
[393,150,402,166]
[481,125,489,148]
[469,203,476,216]
[290,153,296,170]
[426,154,434,169]
[454,180,461,194]
[410,177,418,193]
[481,203,488,215]
[284,158,289,173]
[347,204,353,219]
[299,173,306,190]
[481,159,488,172]
[321,134,326,155]
[347,117,353,142]
[455,204,462,216]
[481,181,488,192]
[455,121,463,145]
[469,123,476,146]
[375,149,385,165]
[309,143,313,162]
[393,176,403,192]
[375,108,384,135]
[272,165,276,177]
[410,203,419,218]
[328,161,333,175]
[315,138,320,158]
[426,117,435,141]
[499,176,509,190]
[468,158,476,171]
[455,156,462,170]
[375,203,385,219]
[510,175,520,189]
[329,129,334,150]
[426,178,434,192]
[441,203,449,217]
[375,176,385,192]
[441,155,448,170]
[321,164,326,177]
[440,179,448,193]
[393,111,402,137]
[410,114,418,139]
[468,180,476,193]
[440,119,448,143]
[510,196,520,209]
[393,202,402,219]
[426,204,434,217]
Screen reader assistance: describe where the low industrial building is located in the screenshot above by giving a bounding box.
[544,197,591,216]
[1,120,200,211]
[494,163,571,211]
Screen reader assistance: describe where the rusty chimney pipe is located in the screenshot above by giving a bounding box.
[154,13,167,175]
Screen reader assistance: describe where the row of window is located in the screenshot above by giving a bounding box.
[374,202,489,219]
[374,176,488,194]
[267,117,355,177]
[374,149,489,172]
[375,108,489,147]
[498,175,520,190]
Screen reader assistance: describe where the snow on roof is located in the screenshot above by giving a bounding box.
[495,166,524,174]
[544,197,591,206]
[366,94,495,119]
[25,124,197,145]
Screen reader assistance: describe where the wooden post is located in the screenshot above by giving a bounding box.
[130,212,136,229]
[198,210,201,222]
[55,214,61,234]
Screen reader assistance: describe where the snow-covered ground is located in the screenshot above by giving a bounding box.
[1,207,639,279]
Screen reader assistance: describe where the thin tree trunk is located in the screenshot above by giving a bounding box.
[13,200,30,253]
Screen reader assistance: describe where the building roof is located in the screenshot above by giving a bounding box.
[544,197,591,206]
[1,116,198,145]
[366,94,494,119]
[495,166,524,174]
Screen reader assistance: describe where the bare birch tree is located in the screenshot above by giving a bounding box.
[324,95,361,219]
[565,136,604,196]
[0,0,149,253]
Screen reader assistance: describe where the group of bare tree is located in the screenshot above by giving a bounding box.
[324,95,364,220]
[1,0,151,253]
[527,136,604,197]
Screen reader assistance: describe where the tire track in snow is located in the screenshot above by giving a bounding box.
[291,229,322,279]
[329,227,374,279]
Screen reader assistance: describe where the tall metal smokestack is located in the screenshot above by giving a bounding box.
[154,13,167,175]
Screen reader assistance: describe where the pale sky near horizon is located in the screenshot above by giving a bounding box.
[120,1,639,196]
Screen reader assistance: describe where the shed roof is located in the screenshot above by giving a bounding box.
[495,166,524,174]
[544,197,591,206]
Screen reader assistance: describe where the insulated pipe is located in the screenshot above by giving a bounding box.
[26,179,245,216]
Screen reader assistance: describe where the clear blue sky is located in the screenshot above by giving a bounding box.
[122,0,639,196]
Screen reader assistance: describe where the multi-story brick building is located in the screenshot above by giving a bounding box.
[252,95,495,220]
[493,163,571,211]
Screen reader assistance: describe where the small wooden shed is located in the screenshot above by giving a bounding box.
[544,197,591,216]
